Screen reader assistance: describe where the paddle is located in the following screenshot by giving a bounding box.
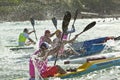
[52,17,57,29]
[54,11,71,65]
[114,36,120,40]
[77,21,96,36]
[30,18,38,41]
[69,9,78,39]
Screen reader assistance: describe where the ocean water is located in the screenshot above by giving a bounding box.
[0,18,120,80]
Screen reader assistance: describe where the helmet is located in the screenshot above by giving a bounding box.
[40,42,49,49]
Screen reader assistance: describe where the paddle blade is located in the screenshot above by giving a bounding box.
[30,18,38,40]
[62,11,71,33]
[30,18,35,26]
[52,17,57,29]
[69,9,78,40]
[83,21,96,32]
[73,9,78,24]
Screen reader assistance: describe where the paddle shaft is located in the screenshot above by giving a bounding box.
[52,17,59,65]
[32,25,38,40]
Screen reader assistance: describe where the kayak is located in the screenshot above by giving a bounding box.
[54,52,120,79]
[64,51,118,64]
[10,47,34,51]
[68,36,114,58]
[48,37,112,61]
[13,78,28,80]
[5,45,34,51]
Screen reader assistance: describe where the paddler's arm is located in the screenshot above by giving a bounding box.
[43,44,61,60]
[50,31,56,37]
[46,44,61,57]
[28,30,35,34]
[28,38,36,44]
[63,34,79,44]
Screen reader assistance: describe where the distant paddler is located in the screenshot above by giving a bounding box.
[18,28,36,46]
[39,30,56,48]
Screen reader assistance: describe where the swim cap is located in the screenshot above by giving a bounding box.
[40,42,49,49]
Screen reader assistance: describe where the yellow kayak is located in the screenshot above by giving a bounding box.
[55,56,120,79]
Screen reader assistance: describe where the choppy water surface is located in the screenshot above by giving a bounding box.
[0,18,120,80]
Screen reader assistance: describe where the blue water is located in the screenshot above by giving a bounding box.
[0,18,120,80]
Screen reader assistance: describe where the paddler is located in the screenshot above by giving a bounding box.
[52,29,79,58]
[39,30,56,48]
[39,26,75,48]
[18,28,36,46]
[29,42,66,79]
